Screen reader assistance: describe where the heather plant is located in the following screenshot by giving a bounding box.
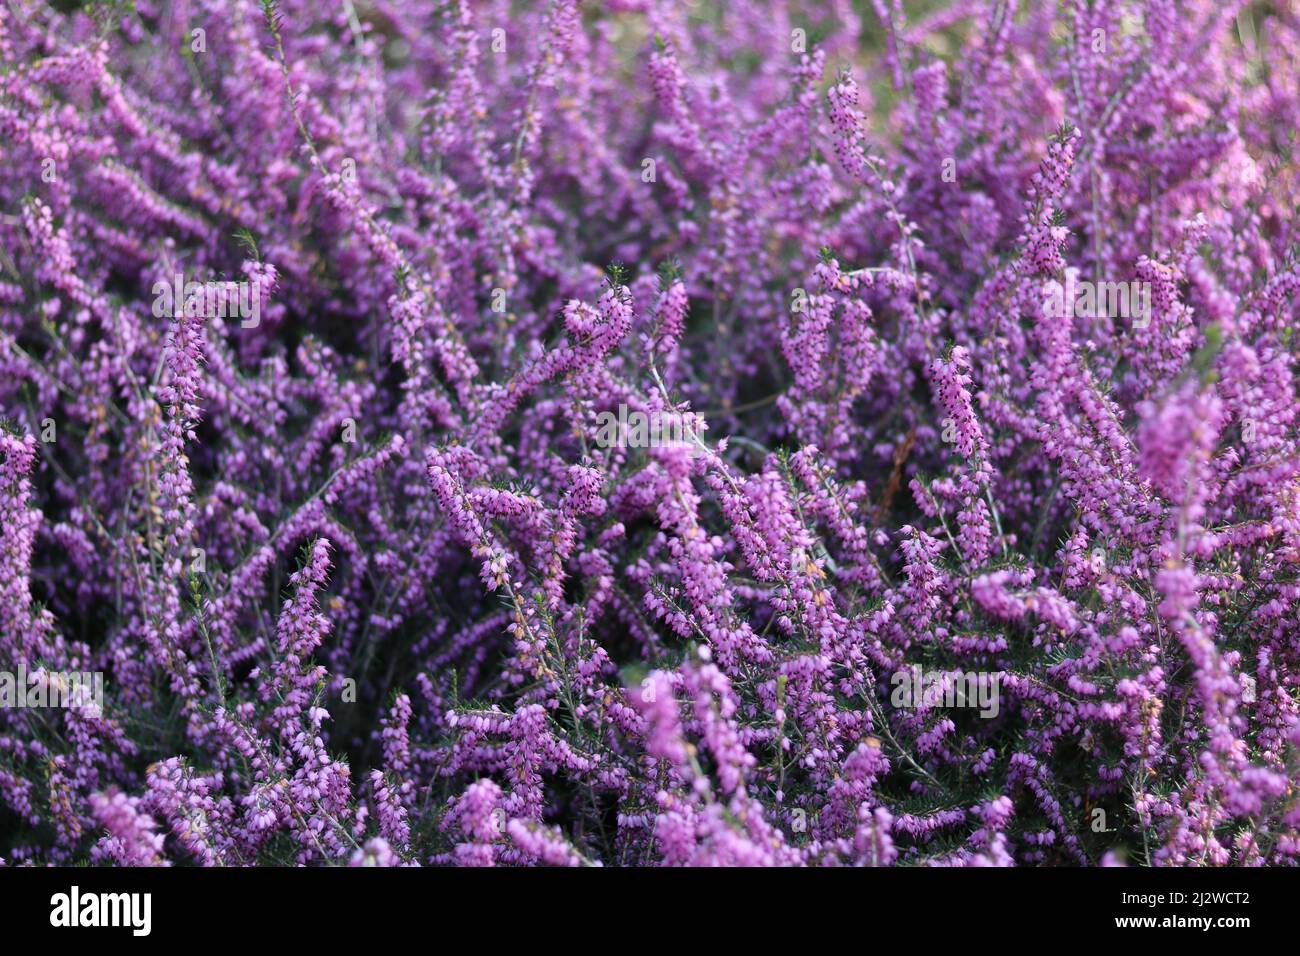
[1,0,1299,867]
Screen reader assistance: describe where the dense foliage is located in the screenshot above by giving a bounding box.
[2,0,1300,866]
